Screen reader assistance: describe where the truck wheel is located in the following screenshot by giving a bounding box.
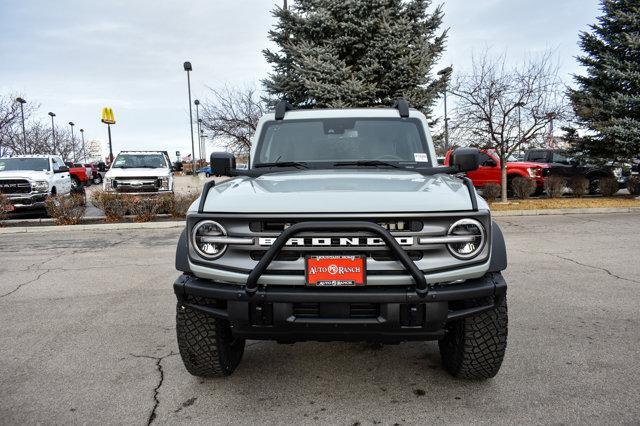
[176,299,245,377]
[71,177,80,191]
[438,295,508,380]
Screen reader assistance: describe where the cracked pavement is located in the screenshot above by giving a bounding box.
[0,213,639,424]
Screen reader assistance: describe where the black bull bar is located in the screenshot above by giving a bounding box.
[245,221,428,297]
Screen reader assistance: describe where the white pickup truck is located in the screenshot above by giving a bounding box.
[103,151,174,195]
[0,155,72,212]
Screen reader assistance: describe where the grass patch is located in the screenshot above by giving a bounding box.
[489,196,640,211]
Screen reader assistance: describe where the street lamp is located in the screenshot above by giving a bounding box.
[68,122,75,162]
[437,66,453,151]
[80,129,86,162]
[15,97,27,152]
[199,122,205,162]
[515,102,525,155]
[194,99,202,162]
[183,61,196,175]
[48,112,57,154]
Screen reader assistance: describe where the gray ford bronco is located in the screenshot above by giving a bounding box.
[174,100,508,380]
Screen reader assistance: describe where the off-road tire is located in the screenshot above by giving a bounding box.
[438,295,508,380]
[176,299,245,377]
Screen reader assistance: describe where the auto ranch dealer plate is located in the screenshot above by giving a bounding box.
[305,255,366,287]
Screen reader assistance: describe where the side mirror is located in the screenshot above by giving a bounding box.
[483,158,497,167]
[55,166,69,173]
[451,148,480,173]
[210,152,236,177]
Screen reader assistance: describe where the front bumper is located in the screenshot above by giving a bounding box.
[4,193,48,209]
[105,189,173,196]
[173,272,507,342]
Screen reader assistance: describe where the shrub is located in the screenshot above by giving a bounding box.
[481,183,501,202]
[511,177,535,199]
[544,176,565,198]
[568,176,589,198]
[91,191,131,222]
[0,193,11,224]
[599,176,619,197]
[628,177,640,196]
[45,195,86,225]
[166,192,199,218]
[129,196,168,222]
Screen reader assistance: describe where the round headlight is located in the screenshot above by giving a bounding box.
[446,218,486,260]
[191,220,228,259]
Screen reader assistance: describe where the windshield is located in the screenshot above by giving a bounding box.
[112,154,167,169]
[0,157,50,172]
[255,118,430,166]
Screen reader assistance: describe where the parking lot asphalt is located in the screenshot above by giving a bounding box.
[0,213,639,424]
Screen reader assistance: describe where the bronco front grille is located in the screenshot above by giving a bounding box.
[0,179,31,194]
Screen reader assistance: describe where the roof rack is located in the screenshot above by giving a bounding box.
[274,100,294,120]
[392,98,410,118]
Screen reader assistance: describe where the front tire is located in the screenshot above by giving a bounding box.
[176,299,245,377]
[438,295,508,380]
[93,175,103,185]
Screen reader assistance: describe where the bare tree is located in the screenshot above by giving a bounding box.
[199,86,266,156]
[0,93,36,156]
[450,50,568,201]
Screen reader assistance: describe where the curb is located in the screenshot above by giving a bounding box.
[492,206,640,217]
[0,220,185,234]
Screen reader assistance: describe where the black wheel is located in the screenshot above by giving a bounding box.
[205,173,211,178]
[71,177,80,191]
[93,175,102,185]
[588,177,601,195]
[176,298,245,377]
[438,294,508,380]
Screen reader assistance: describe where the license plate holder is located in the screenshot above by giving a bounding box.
[305,255,366,287]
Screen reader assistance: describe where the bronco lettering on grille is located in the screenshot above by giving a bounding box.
[258,237,414,246]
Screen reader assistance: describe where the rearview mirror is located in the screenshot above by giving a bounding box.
[451,148,480,173]
[210,152,236,177]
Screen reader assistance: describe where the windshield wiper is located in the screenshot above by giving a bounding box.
[255,161,309,169]
[333,160,401,169]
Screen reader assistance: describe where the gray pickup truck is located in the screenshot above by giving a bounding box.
[174,100,508,380]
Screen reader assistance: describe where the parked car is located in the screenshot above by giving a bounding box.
[0,155,71,213]
[83,163,102,184]
[445,148,547,195]
[104,151,174,195]
[523,149,615,194]
[197,166,213,177]
[64,162,90,190]
[174,100,509,380]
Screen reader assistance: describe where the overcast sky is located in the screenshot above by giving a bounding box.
[0,0,602,160]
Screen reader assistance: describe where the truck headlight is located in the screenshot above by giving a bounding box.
[104,178,115,190]
[527,167,541,178]
[191,220,228,259]
[446,218,486,260]
[159,177,170,190]
[32,181,49,192]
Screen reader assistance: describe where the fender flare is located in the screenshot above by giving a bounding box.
[175,228,191,273]
[488,221,507,272]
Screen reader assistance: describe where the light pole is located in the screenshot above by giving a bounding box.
[184,61,196,175]
[80,129,86,162]
[48,112,57,154]
[515,102,525,155]
[68,122,75,162]
[198,119,205,162]
[194,99,202,163]
[437,66,453,151]
[15,97,27,152]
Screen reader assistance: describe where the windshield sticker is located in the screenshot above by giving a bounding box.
[414,153,428,162]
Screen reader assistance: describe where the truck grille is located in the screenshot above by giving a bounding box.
[114,177,159,193]
[0,179,31,194]
[292,303,379,319]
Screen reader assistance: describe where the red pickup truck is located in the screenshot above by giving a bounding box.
[445,149,548,195]
[65,162,90,190]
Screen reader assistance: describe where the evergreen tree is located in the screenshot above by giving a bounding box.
[569,0,640,161]
[262,0,448,117]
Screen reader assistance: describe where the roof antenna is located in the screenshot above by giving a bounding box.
[392,98,410,118]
